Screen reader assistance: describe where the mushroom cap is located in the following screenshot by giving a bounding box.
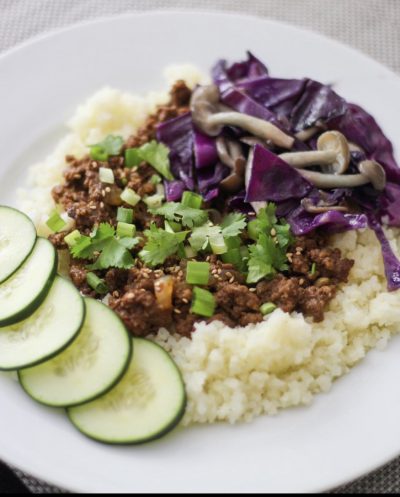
[358,160,386,191]
[317,130,350,174]
[190,84,222,135]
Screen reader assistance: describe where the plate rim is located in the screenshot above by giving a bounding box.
[1,9,400,493]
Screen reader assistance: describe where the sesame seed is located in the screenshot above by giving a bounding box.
[100,202,104,208]
[142,273,149,279]
[206,256,211,262]
[182,298,189,304]
[217,269,222,275]
[90,205,97,210]
[225,272,233,279]
[299,278,305,285]
[105,187,111,193]
[211,269,218,275]
[270,228,277,237]
[249,288,256,292]
[113,291,120,298]
[173,309,182,314]
[101,190,106,196]
[229,277,235,283]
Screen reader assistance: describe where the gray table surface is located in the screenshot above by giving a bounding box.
[1,0,400,493]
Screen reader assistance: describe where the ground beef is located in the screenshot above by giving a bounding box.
[48,80,355,336]
[256,236,354,322]
[215,283,263,327]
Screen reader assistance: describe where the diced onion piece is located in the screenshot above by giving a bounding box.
[154,276,174,310]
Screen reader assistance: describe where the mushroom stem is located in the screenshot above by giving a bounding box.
[298,170,369,189]
[216,136,244,169]
[207,112,294,149]
[279,150,337,168]
[301,198,349,214]
[295,126,320,141]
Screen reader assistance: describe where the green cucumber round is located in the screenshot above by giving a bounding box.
[67,338,186,445]
[0,206,37,284]
[18,298,132,408]
[0,276,85,371]
[0,238,57,327]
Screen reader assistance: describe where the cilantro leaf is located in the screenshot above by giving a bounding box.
[69,222,139,270]
[221,213,247,238]
[139,223,189,267]
[89,135,123,161]
[189,224,224,252]
[153,202,208,228]
[87,238,135,270]
[246,233,289,284]
[125,140,174,180]
[275,222,294,250]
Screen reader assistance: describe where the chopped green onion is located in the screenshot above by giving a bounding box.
[247,219,259,241]
[99,167,115,184]
[46,210,67,233]
[117,222,136,238]
[225,236,241,250]
[184,245,197,258]
[156,183,165,196]
[90,145,108,162]
[143,194,164,209]
[150,174,162,185]
[310,262,317,275]
[260,302,276,315]
[64,229,81,247]
[191,286,216,317]
[121,188,141,207]
[209,233,227,255]
[125,148,143,168]
[181,191,203,209]
[186,261,210,285]
[117,207,134,224]
[86,272,109,295]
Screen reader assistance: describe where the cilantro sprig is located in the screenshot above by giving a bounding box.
[152,201,208,228]
[89,135,124,162]
[125,140,174,180]
[245,205,294,284]
[139,223,189,267]
[70,223,139,270]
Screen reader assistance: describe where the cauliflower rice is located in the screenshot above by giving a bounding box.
[17,66,400,425]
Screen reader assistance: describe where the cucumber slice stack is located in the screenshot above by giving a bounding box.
[0,205,186,444]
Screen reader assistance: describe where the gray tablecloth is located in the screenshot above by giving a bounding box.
[1,0,400,493]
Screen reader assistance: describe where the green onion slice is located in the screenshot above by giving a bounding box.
[116,207,134,224]
[121,188,141,207]
[117,222,136,238]
[64,229,81,247]
[99,167,115,184]
[181,191,203,209]
[260,302,276,315]
[191,286,216,317]
[46,210,67,233]
[86,272,109,294]
[186,261,210,285]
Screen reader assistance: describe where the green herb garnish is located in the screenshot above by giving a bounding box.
[139,223,189,267]
[125,140,173,180]
[89,135,123,161]
[153,201,208,228]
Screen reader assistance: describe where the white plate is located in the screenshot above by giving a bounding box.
[1,11,400,494]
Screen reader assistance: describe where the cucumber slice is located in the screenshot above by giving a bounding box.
[67,339,186,445]
[0,238,57,327]
[18,299,132,408]
[0,206,37,284]
[0,276,84,371]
